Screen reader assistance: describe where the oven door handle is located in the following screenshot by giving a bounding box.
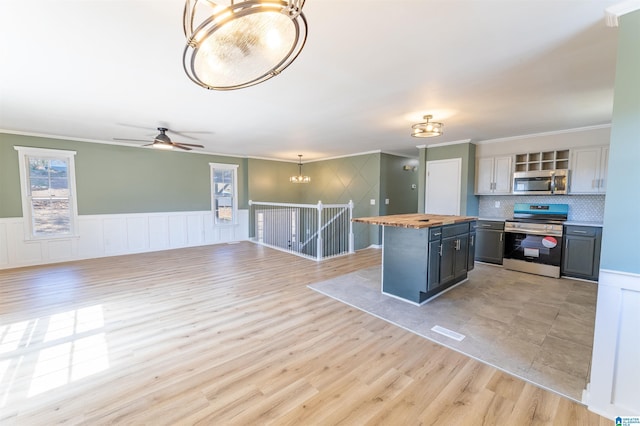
[505,228,562,237]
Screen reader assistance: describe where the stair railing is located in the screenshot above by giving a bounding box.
[248,200,354,261]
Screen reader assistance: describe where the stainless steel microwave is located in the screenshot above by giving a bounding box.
[512,170,569,195]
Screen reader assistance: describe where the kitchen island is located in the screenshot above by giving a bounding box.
[353,214,477,304]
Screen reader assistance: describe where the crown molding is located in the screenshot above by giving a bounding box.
[245,155,299,163]
[380,151,420,159]
[604,0,640,27]
[302,150,382,163]
[1,129,394,163]
[416,139,472,150]
[1,128,132,147]
[0,128,249,158]
[474,124,611,145]
[1,130,414,165]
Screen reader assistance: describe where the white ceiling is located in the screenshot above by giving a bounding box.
[0,0,620,161]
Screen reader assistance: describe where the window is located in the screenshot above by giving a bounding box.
[15,146,78,239]
[210,163,238,225]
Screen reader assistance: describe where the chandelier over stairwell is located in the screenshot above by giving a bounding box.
[290,154,310,183]
[183,0,308,90]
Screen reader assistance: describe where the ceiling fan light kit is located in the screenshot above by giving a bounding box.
[183,0,307,91]
[153,142,175,150]
[148,127,205,150]
[290,154,310,183]
[411,115,444,138]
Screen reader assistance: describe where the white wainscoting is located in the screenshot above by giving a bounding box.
[583,269,640,419]
[0,210,249,270]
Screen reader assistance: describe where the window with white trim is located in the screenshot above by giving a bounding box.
[15,146,78,239]
[210,163,238,225]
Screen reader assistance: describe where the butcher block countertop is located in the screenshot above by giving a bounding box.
[352,213,477,229]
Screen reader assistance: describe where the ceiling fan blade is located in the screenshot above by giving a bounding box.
[174,143,204,148]
[114,124,206,150]
[116,123,154,131]
[168,129,212,140]
[114,137,151,142]
[173,144,192,151]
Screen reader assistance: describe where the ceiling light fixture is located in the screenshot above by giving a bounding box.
[290,154,310,183]
[183,0,308,90]
[411,115,444,138]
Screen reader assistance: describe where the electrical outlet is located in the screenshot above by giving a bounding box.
[370,199,376,205]
[495,201,501,208]
[385,199,389,205]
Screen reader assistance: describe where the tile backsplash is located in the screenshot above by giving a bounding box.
[478,195,606,222]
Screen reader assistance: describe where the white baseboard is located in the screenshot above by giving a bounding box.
[0,210,249,270]
[364,244,382,249]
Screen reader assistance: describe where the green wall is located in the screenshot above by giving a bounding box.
[417,142,478,216]
[0,133,248,216]
[248,152,419,249]
[418,148,427,213]
[298,153,382,249]
[379,153,419,215]
[0,137,23,217]
[247,158,302,203]
[2,133,420,251]
[600,10,640,274]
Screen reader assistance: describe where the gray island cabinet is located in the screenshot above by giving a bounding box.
[353,214,477,304]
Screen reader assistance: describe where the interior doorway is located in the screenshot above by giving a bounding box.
[425,158,461,215]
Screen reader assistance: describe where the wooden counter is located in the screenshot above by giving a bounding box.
[352,213,477,229]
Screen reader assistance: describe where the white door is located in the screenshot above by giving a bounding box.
[425,158,461,215]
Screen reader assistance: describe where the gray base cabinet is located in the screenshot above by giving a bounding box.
[382,226,430,302]
[561,225,602,281]
[475,220,505,264]
[436,223,471,292]
[427,229,442,291]
[382,221,475,304]
[468,224,476,272]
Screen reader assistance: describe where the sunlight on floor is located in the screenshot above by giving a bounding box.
[0,305,110,406]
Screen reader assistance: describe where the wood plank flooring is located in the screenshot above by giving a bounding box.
[0,242,609,425]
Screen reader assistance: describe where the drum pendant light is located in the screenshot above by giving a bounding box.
[411,115,444,138]
[183,0,308,90]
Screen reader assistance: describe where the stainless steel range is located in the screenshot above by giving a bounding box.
[503,203,568,278]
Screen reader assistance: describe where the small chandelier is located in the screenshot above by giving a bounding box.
[290,154,310,183]
[183,0,308,90]
[411,115,444,138]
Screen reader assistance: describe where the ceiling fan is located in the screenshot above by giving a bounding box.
[114,127,205,151]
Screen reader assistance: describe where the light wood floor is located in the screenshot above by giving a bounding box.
[0,242,609,425]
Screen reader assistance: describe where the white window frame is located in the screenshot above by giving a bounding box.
[210,162,238,226]
[14,146,79,240]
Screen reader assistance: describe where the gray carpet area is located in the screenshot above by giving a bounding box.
[308,263,597,402]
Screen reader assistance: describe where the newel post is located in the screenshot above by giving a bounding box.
[316,200,323,260]
[348,199,355,253]
[248,200,254,239]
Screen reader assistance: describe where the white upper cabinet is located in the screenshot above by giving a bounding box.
[475,156,512,195]
[569,146,609,194]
